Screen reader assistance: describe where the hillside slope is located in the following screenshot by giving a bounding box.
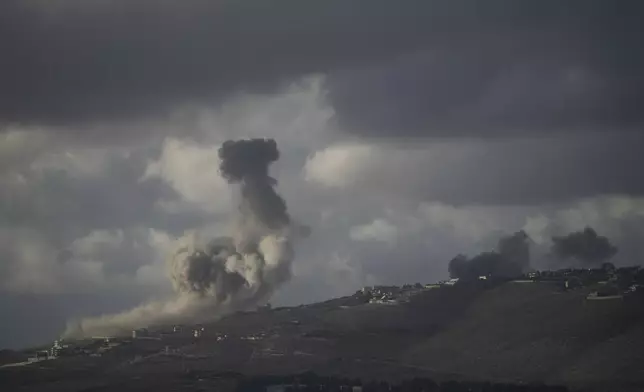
[403,282,644,390]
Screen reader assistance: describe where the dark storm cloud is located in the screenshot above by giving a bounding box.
[413,134,644,205]
[2,0,641,135]
[0,0,428,127]
[306,132,644,205]
[325,3,644,138]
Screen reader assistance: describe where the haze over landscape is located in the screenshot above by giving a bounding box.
[1,0,644,358]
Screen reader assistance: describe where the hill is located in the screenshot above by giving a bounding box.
[197,280,644,390]
[2,281,643,391]
[402,282,644,390]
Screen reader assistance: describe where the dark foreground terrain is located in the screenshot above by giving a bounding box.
[2,281,643,391]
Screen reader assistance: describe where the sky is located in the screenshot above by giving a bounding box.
[1,0,644,349]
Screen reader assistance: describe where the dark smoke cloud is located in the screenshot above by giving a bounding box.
[219,139,289,230]
[448,230,531,280]
[170,238,244,298]
[64,138,301,338]
[551,227,618,267]
[497,230,531,273]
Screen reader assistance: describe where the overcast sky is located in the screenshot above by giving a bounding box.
[1,0,644,349]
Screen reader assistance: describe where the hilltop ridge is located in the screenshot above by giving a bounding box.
[2,271,644,391]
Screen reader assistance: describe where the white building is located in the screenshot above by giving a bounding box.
[132,328,149,339]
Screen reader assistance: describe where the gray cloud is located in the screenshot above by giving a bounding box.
[0,0,425,127]
[0,147,207,239]
[0,144,206,347]
[305,133,644,205]
[326,5,644,138]
[2,0,642,137]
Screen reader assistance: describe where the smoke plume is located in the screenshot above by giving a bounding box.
[63,139,302,338]
[448,230,532,280]
[550,227,618,267]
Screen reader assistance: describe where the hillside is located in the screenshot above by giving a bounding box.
[2,281,643,391]
[403,282,644,390]
[197,280,644,390]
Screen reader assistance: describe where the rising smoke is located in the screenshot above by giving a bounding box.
[550,227,618,267]
[447,227,621,280]
[64,139,303,338]
[448,230,532,280]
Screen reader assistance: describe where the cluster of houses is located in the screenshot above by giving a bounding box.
[524,265,643,298]
[26,336,123,362]
[360,278,483,304]
[361,285,402,304]
[27,323,234,363]
[131,324,220,340]
[360,283,443,305]
[357,265,643,304]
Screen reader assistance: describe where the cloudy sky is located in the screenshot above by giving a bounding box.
[1,0,644,349]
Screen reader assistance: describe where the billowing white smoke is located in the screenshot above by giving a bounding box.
[63,139,304,338]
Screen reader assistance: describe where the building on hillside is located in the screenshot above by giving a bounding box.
[216,334,228,342]
[371,285,400,296]
[132,328,149,339]
[35,350,49,360]
[193,326,205,338]
[48,339,73,358]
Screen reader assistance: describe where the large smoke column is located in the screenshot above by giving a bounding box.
[64,138,302,338]
[448,230,532,280]
[167,139,295,308]
[219,139,289,231]
[550,227,617,267]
